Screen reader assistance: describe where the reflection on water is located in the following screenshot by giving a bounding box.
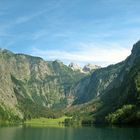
[0,125,140,140]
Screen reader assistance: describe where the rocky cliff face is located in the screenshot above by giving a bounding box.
[68,63,83,72]
[71,61,124,104]
[69,62,101,73]
[71,41,140,105]
[83,64,101,73]
[0,49,85,119]
[69,40,140,124]
[94,41,140,123]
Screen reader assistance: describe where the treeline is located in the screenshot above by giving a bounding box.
[18,98,64,121]
[105,104,140,124]
[0,104,21,125]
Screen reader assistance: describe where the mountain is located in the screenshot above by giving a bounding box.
[69,62,101,73]
[70,62,124,105]
[1,40,140,125]
[69,63,83,72]
[83,64,101,73]
[67,40,140,124]
[0,49,86,121]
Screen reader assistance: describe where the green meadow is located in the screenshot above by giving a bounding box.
[25,116,71,127]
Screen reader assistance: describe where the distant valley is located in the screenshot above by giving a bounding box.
[0,40,140,125]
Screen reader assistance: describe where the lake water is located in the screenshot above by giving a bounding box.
[0,125,140,140]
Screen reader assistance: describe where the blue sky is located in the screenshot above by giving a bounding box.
[0,0,140,66]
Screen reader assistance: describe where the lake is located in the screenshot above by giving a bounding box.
[0,125,140,140]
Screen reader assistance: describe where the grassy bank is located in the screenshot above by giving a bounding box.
[25,116,71,127]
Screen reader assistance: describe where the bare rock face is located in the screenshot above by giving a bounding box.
[69,63,83,72]
[69,63,101,73]
[0,50,85,120]
[83,64,101,73]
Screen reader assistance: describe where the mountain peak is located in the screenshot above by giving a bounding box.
[69,62,101,73]
[83,64,101,73]
[131,40,140,56]
[0,48,13,54]
[53,59,64,64]
[69,63,82,72]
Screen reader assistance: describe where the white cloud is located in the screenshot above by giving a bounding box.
[15,9,47,24]
[15,1,64,25]
[31,42,131,67]
[31,30,48,40]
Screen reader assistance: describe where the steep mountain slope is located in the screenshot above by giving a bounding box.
[71,62,124,104]
[0,49,85,121]
[98,40,140,124]
[68,40,140,124]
